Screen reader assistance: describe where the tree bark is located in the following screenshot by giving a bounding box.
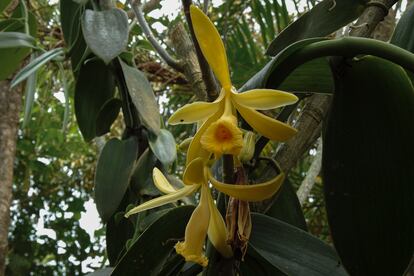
[0,81,23,275]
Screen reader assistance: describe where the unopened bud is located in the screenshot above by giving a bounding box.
[178,137,193,152]
[238,131,256,162]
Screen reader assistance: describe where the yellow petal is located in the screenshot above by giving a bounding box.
[231,89,298,110]
[183,158,206,185]
[208,170,285,202]
[175,184,210,267]
[234,101,297,141]
[200,114,243,159]
[152,168,177,194]
[206,184,233,258]
[187,103,224,165]
[190,5,232,90]
[168,101,221,125]
[124,185,199,218]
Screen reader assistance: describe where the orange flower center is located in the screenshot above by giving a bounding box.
[215,124,233,142]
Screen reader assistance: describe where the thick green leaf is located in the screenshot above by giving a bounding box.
[0,7,37,80]
[148,129,177,166]
[85,267,113,276]
[94,137,138,222]
[112,206,195,275]
[266,0,366,56]
[0,32,35,48]
[241,246,286,275]
[119,59,160,134]
[11,48,64,88]
[82,8,128,64]
[241,38,329,92]
[74,58,115,141]
[265,179,307,231]
[130,148,159,196]
[250,213,347,276]
[277,58,334,93]
[95,98,121,136]
[323,56,414,275]
[390,3,414,53]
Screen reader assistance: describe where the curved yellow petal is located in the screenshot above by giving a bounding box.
[190,5,232,90]
[231,89,298,110]
[187,103,224,165]
[206,184,233,258]
[183,158,206,185]
[175,183,210,267]
[168,101,221,125]
[208,170,285,202]
[153,167,177,194]
[124,185,199,218]
[234,101,297,141]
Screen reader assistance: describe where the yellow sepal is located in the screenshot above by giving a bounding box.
[231,89,298,110]
[208,170,285,202]
[190,5,232,90]
[153,167,177,194]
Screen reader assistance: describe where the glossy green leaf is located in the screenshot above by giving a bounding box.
[95,98,121,136]
[130,148,159,196]
[0,6,37,80]
[0,32,35,48]
[241,246,286,275]
[265,179,307,231]
[22,54,37,128]
[148,129,177,166]
[241,38,328,92]
[74,58,115,141]
[119,59,160,134]
[323,56,414,276]
[95,137,138,222]
[250,213,347,276]
[277,58,334,93]
[11,48,64,88]
[112,206,195,275]
[82,8,128,64]
[266,0,366,56]
[390,3,414,53]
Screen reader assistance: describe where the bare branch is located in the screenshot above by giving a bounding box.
[297,138,322,205]
[131,0,184,72]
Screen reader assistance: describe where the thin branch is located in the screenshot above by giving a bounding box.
[130,0,184,72]
[203,0,209,13]
[182,0,219,101]
[296,138,322,205]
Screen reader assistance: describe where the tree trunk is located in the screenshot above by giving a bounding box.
[0,81,23,275]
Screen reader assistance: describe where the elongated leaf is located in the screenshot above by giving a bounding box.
[148,129,177,166]
[323,56,414,276]
[390,3,414,53]
[74,58,115,141]
[112,206,195,275]
[241,38,328,91]
[266,0,365,56]
[0,6,37,80]
[0,32,35,48]
[95,98,121,136]
[250,213,347,276]
[119,59,160,134]
[82,8,128,64]
[95,137,138,222]
[130,148,159,196]
[11,48,64,88]
[265,179,307,231]
[277,58,334,93]
[85,267,114,276]
[22,54,37,128]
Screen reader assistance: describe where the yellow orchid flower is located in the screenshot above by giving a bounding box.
[124,158,285,267]
[168,5,298,163]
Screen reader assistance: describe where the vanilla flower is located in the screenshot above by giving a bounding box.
[168,5,298,163]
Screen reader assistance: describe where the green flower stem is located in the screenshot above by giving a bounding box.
[269,37,414,87]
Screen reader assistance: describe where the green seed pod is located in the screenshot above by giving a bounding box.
[323,56,414,276]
